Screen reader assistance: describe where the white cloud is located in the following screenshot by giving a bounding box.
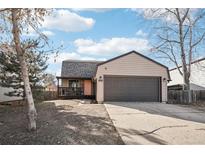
[22,26,36,37]
[130,8,144,14]
[23,9,95,36]
[48,52,105,64]
[131,8,176,22]
[132,8,197,24]
[136,30,147,37]
[74,37,150,56]
[47,51,106,76]
[74,39,95,46]
[22,33,36,37]
[70,8,112,12]
[43,9,95,32]
[46,67,61,76]
[42,30,55,36]
[23,28,54,37]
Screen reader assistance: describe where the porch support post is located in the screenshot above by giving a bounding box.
[57,77,59,98]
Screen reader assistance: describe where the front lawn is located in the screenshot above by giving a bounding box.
[0,100,123,145]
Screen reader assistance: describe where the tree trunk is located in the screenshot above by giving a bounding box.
[183,71,190,90]
[176,10,192,103]
[184,72,192,103]
[11,9,37,131]
[177,13,190,91]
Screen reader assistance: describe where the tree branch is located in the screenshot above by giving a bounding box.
[175,8,182,22]
[192,11,205,26]
[0,9,10,12]
[165,8,178,18]
[183,26,190,40]
[157,34,180,44]
[191,32,205,48]
[169,42,183,75]
[155,25,179,34]
[181,9,189,23]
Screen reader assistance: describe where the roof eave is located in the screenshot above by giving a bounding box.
[96,50,171,81]
[56,76,93,79]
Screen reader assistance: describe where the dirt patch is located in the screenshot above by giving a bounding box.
[0,100,123,145]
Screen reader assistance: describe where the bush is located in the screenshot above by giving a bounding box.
[32,89,57,103]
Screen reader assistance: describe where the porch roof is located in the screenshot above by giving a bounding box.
[60,60,103,78]
[56,76,92,80]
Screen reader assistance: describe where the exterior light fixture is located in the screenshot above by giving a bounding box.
[98,76,103,82]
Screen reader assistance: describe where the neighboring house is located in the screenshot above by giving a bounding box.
[45,84,57,91]
[168,58,205,90]
[57,51,170,102]
[0,86,23,103]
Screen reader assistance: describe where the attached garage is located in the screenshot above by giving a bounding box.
[104,76,161,102]
[95,51,170,103]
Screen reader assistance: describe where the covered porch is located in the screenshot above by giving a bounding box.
[56,77,96,99]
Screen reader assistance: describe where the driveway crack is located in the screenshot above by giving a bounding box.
[140,125,188,135]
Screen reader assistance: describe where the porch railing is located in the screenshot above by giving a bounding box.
[58,87,84,97]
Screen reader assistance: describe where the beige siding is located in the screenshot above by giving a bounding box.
[95,52,169,102]
[169,60,205,90]
[62,79,68,87]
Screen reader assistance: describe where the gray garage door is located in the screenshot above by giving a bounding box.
[104,76,160,102]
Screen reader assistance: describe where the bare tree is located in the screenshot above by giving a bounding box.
[143,8,205,102]
[0,8,51,131]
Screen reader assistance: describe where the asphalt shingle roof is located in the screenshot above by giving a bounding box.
[61,60,102,78]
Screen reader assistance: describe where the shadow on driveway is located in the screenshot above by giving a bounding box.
[118,127,168,145]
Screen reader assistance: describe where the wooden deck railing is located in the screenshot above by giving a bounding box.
[58,87,84,97]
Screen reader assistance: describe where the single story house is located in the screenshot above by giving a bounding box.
[57,51,170,103]
[45,84,57,91]
[168,57,205,90]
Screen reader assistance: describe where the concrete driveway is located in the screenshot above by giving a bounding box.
[104,102,205,145]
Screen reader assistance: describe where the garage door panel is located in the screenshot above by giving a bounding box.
[104,76,160,102]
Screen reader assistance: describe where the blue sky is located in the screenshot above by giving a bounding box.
[26,8,204,76]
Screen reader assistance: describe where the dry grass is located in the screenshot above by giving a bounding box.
[0,100,123,145]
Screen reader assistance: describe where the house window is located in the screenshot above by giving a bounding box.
[68,80,81,88]
[68,80,84,95]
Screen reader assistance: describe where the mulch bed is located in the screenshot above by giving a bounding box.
[0,101,124,145]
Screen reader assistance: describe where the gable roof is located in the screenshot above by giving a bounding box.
[61,60,102,78]
[169,57,205,71]
[97,50,171,81]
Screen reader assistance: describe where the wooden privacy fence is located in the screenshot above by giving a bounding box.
[32,89,58,102]
[168,90,205,104]
[43,91,58,101]
[0,90,57,106]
